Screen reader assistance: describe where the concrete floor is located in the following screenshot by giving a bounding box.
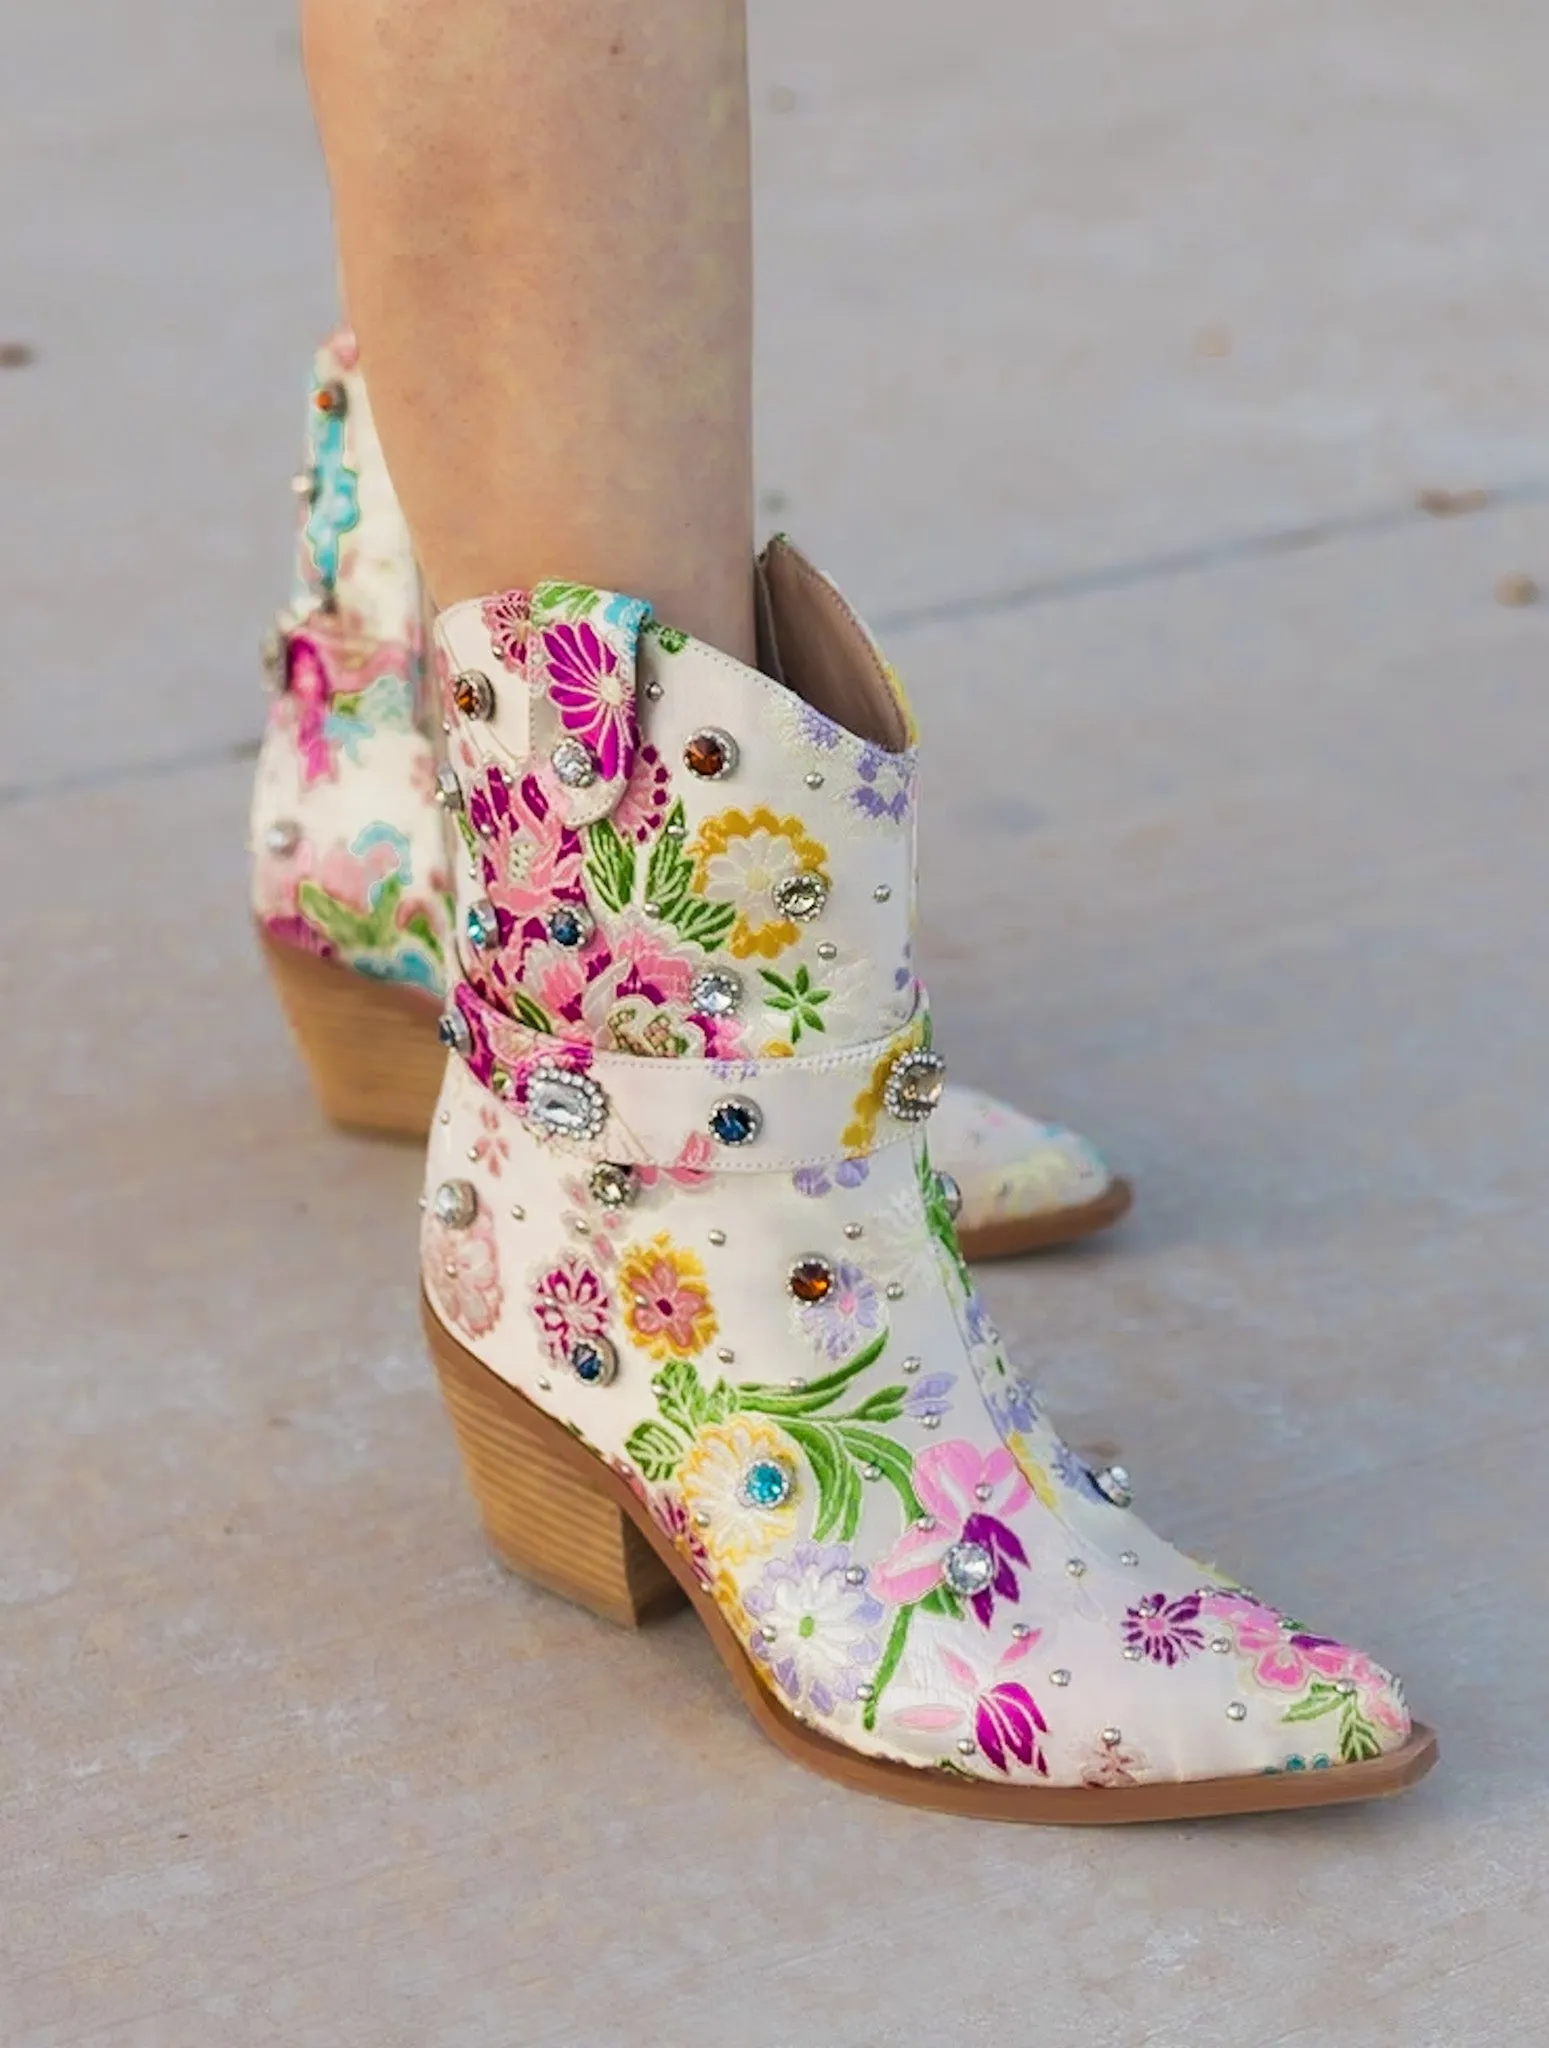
[3,3,1547,2043]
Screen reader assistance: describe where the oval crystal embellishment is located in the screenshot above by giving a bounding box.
[708,1096,762,1147]
[547,903,595,949]
[684,728,739,780]
[570,1335,619,1387]
[525,1061,609,1142]
[772,871,829,922]
[432,1179,478,1229]
[467,900,500,950]
[941,1540,995,1598]
[550,737,599,788]
[936,1170,963,1221]
[1094,1463,1133,1509]
[883,1046,947,1123]
[689,967,743,1017]
[738,1458,794,1511]
[451,669,496,720]
[437,1006,473,1057]
[788,1256,835,1303]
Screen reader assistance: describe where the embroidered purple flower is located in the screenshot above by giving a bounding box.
[1053,1440,1110,1504]
[871,1440,1030,1628]
[848,744,914,826]
[529,1252,611,1368]
[542,619,636,782]
[987,1367,1040,1435]
[903,1372,956,1423]
[480,588,531,671]
[1122,1590,1207,1668]
[745,1542,885,1715]
[792,1157,872,1198]
[794,1260,882,1360]
[957,1510,1030,1628]
[974,1677,1049,1775]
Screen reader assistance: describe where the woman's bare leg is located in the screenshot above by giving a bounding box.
[302,0,755,662]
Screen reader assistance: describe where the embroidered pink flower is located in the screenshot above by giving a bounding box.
[285,631,341,785]
[480,588,531,671]
[1344,1654,1410,1735]
[613,743,671,844]
[471,1105,510,1179]
[426,1212,503,1339]
[618,1235,717,1358]
[530,1253,611,1368]
[1122,1590,1207,1668]
[314,838,401,915]
[638,1132,718,1192]
[470,764,586,924]
[541,619,636,782]
[1202,1592,1352,1692]
[891,1633,1049,1777]
[870,1439,1031,1625]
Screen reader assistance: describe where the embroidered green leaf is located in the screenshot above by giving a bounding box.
[830,1424,923,1526]
[1338,1700,1383,1764]
[584,817,636,914]
[785,1420,863,1543]
[665,895,735,952]
[530,581,597,623]
[644,804,695,916]
[865,1603,914,1730]
[403,910,445,963]
[647,621,689,655]
[735,1332,888,1416]
[453,810,480,860]
[759,965,831,1044]
[652,1359,714,1437]
[507,987,553,1034]
[298,876,403,956]
[1281,1681,1343,1726]
[624,1419,685,1483]
[845,1382,907,1425]
[918,1583,964,1621]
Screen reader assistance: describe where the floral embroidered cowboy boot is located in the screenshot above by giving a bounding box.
[250,333,1130,1250]
[418,544,1435,1821]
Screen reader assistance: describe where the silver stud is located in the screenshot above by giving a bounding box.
[664,816,688,843]
[856,1681,875,1701]
[883,1047,947,1123]
[644,680,664,702]
[707,1228,727,1247]
[537,1375,551,1392]
[885,1282,905,1302]
[570,1217,591,1236]
[437,1007,474,1058]
[438,1109,452,1125]
[1137,1596,1161,1619]
[873,883,892,903]
[804,770,825,790]
[1123,1645,1142,1661]
[1050,1668,1071,1687]
[772,871,830,922]
[693,1511,712,1529]
[844,1566,867,1586]
[915,1516,937,1532]
[758,1623,778,1643]
[1066,1558,1087,1578]
[550,736,598,788]
[289,470,313,498]
[466,1147,480,1163]
[690,967,744,1016]
[525,1061,609,1142]
[546,902,596,949]
[1335,1678,1358,1698]
[1101,1727,1123,1748]
[973,1483,994,1503]
[466,900,499,950]
[716,1347,736,1365]
[264,818,302,857]
[432,1180,478,1229]
[815,941,838,961]
[708,1096,762,1147]
[1226,1701,1248,1722]
[451,669,496,721]
[921,1414,941,1430]
[901,1356,922,1376]
[434,763,464,810]
[510,1204,526,1221]
[1120,1550,1140,1568]
[569,1336,619,1387]
[1011,1623,1032,1641]
[1211,1636,1232,1654]
[863,1463,884,1482]
[942,1540,995,1598]
[956,1738,977,1757]
[684,728,739,779]
[1094,1463,1133,1509]
[588,1162,637,1209]
[787,1377,808,1392]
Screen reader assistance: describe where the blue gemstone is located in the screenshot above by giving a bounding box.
[466,902,499,949]
[574,1349,605,1382]
[709,1097,761,1146]
[570,1336,617,1386]
[741,1459,792,1510]
[548,906,589,948]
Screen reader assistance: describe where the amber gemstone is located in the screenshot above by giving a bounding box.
[684,728,738,779]
[452,669,496,720]
[788,1256,835,1303]
[313,381,347,415]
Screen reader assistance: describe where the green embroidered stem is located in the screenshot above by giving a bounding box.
[865,1603,915,1730]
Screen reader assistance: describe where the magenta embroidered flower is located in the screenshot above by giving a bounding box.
[480,588,531,671]
[284,630,342,786]
[890,1633,1049,1777]
[470,765,587,924]
[649,1489,714,1586]
[1122,1590,1206,1667]
[541,619,636,782]
[870,1438,1031,1625]
[425,1212,503,1339]
[529,1253,611,1367]
[613,743,672,845]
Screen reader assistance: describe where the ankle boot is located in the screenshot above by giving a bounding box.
[418,546,1434,1820]
[249,331,1130,1254]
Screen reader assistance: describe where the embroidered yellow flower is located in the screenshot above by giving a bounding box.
[617,1233,717,1359]
[841,1017,927,1157]
[1006,1434,1058,1512]
[679,1416,800,1566]
[690,807,830,960]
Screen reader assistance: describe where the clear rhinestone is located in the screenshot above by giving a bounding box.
[901,1356,922,1376]
[937,1171,963,1222]
[588,1162,637,1209]
[708,1096,761,1147]
[466,900,499,950]
[1226,1700,1248,1722]
[1101,1727,1123,1748]
[551,737,598,788]
[707,1228,727,1247]
[525,1062,609,1142]
[690,967,743,1017]
[570,1336,618,1387]
[437,1007,473,1057]
[1050,1668,1071,1687]
[432,1180,478,1229]
[451,669,495,721]
[883,1047,947,1123]
[772,871,829,922]
[942,1540,995,1598]
[816,941,838,962]
[1094,1463,1133,1509]
[264,818,301,857]
[434,764,463,810]
[1211,1636,1232,1654]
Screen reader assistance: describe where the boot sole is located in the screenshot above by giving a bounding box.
[425,1298,1438,1825]
[261,935,1131,1251]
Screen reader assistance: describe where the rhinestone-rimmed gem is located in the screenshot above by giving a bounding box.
[264,818,301,857]
[432,1180,478,1229]
[1093,1463,1133,1508]
[467,900,500,950]
[570,1336,619,1387]
[684,728,739,780]
[738,1458,794,1511]
[709,1096,761,1147]
[772,870,829,922]
[689,967,743,1017]
[941,1540,995,1598]
[551,737,598,788]
[434,764,464,810]
[588,1162,638,1210]
[547,903,595,949]
[437,1006,473,1057]
[883,1047,947,1123]
[525,1061,609,1142]
[937,1171,963,1222]
[788,1256,835,1303]
[451,669,495,721]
